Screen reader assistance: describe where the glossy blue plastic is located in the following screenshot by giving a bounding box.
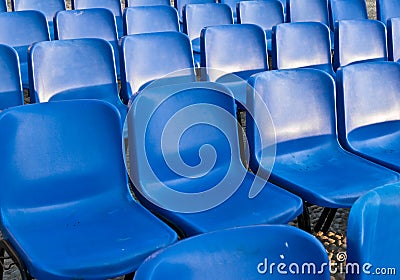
[387,17,400,61]
[54,8,121,78]
[0,44,23,111]
[183,3,233,66]
[247,69,400,208]
[346,184,400,280]
[128,82,303,236]
[0,100,178,279]
[119,32,195,103]
[333,19,387,70]
[72,0,124,38]
[0,0,6,11]
[124,6,179,35]
[0,11,49,88]
[12,0,65,39]
[377,0,400,25]
[336,61,400,173]
[272,22,334,77]
[328,0,367,30]
[134,225,330,280]
[200,24,268,106]
[127,0,171,7]
[28,38,127,122]
[237,0,284,52]
[287,0,330,26]
[174,0,215,23]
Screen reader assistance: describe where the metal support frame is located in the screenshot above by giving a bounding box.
[314,207,337,233]
[0,239,31,280]
[297,202,312,233]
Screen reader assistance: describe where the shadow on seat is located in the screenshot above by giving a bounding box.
[0,100,177,280]
[328,0,368,30]
[134,225,330,279]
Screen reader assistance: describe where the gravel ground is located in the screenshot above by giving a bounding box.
[1,0,376,279]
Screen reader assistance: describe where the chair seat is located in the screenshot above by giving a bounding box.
[138,172,303,236]
[2,198,177,279]
[265,136,400,208]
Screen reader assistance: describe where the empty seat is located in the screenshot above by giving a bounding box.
[0,44,23,111]
[127,0,171,7]
[387,17,400,61]
[237,0,284,52]
[54,8,121,77]
[333,19,387,69]
[72,0,124,38]
[28,38,127,122]
[328,0,368,29]
[336,61,400,173]
[272,22,334,77]
[183,3,233,66]
[246,68,400,232]
[0,100,177,280]
[0,11,50,89]
[0,0,7,12]
[124,5,179,35]
[287,0,330,26]
[174,0,215,24]
[12,0,66,40]
[200,24,268,106]
[128,81,303,236]
[377,0,400,25]
[134,225,330,280]
[346,184,400,280]
[119,31,195,104]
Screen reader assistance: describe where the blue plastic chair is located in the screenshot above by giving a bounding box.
[0,0,7,12]
[387,17,400,61]
[200,24,268,106]
[134,225,330,280]
[377,0,400,26]
[287,0,330,26]
[54,8,121,78]
[183,3,233,67]
[336,61,400,173]
[128,81,303,236]
[246,68,400,232]
[72,0,124,38]
[0,100,178,280]
[328,0,368,30]
[0,11,50,89]
[28,38,127,122]
[124,6,179,35]
[346,184,400,280]
[237,0,284,53]
[12,0,65,40]
[119,32,195,104]
[333,19,387,70]
[174,0,215,25]
[127,0,171,7]
[0,44,23,111]
[272,22,334,77]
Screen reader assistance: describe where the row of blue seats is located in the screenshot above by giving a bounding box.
[1,65,399,279]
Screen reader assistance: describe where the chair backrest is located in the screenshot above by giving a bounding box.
[0,44,23,111]
[12,0,65,39]
[201,24,268,81]
[0,0,7,11]
[183,3,233,42]
[72,0,124,38]
[346,184,400,280]
[336,61,400,141]
[0,99,127,219]
[237,0,284,38]
[174,0,215,21]
[124,5,179,35]
[0,11,50,88]
[333,19,387,69]
[287,0,330,27]
[328,0,368,29]
[119,31,195,103]
[127,0,171,7]
[29,38,120,109]
[134,225,330,280]
[54,8,120,77]
[272,22,333,75]
[247,69,336,158]
[387,17,400,61]
[377,0,400,25]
